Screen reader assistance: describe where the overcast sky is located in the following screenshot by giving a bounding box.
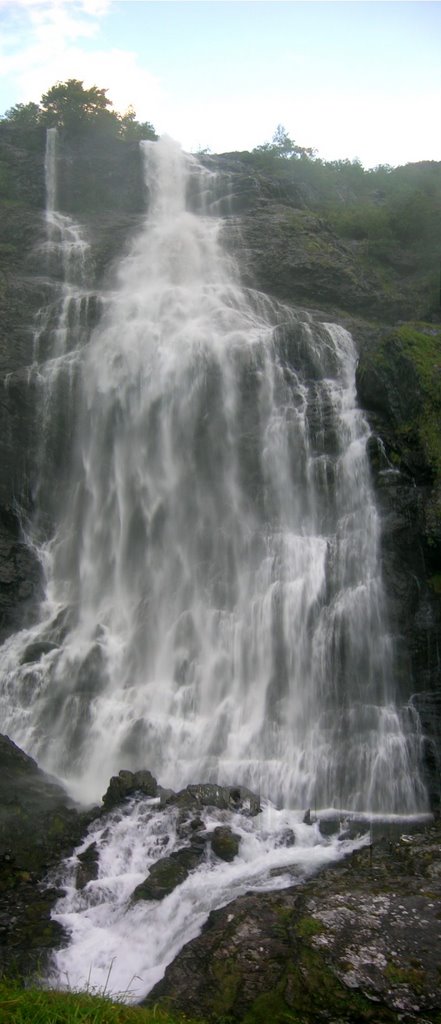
[0,0,440,167]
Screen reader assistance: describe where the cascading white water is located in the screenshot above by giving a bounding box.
[0,135,427,815]
[47,798,370,1001]
[29,128,94,531]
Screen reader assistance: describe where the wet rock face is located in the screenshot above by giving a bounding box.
[356,323,441,809]
[146,821,441,1023]
[75,841,99,890]
[0,506,43,641]
[226,205,397,321]
[0,734,94,978]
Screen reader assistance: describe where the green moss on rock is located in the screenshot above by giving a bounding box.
[295,915,324,939]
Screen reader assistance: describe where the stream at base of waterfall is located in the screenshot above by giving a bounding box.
[0,133,429,1000]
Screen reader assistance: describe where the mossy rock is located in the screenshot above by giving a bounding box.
[210,826,240,863]
[132,844,204,902]
[101,768,158,810]
[357,321,441,544]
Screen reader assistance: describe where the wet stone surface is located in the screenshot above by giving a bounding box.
[147,820,441,1023]
[0,735,96,978]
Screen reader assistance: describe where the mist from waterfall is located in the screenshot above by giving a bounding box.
[0,132,427,816]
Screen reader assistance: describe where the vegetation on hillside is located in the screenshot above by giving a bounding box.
[0,92,439,315]
[231,124,441,233]
[224,126,441,317]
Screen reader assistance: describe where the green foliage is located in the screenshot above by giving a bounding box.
[393,324,441,484]
[247,124,315,175]
[117,106,157,142]
[254,124,315,161]
[2,103,41,130]
[225,129,441,275]
[40,79,114,135]
[325,183,439,251]
[0,979,201,1024]
[1,81,157,143]
[325,203,393,241]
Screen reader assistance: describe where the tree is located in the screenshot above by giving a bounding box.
[254,124,315,160]
[1,102,41,130]
[1,81,158,142]
[40,79,117,134]
[117,105,157,142]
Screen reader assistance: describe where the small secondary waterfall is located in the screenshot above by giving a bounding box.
[0,134,427,815]
[31,128,95,529]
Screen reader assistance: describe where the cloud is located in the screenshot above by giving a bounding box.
[4,41,160,117]
[0,0,160,120]
[1,0,108,44]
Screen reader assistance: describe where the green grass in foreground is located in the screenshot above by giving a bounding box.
[0,980,203,1024]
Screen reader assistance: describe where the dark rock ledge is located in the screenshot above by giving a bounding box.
[0,734,96,978]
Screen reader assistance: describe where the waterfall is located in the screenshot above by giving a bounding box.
[0,135,427,816]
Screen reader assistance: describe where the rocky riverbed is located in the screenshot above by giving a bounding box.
[0,735,440,1022]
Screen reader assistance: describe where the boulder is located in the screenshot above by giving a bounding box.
[131,842,205,902]
[75,841,99,890]
[101,768,158,811]
[164,782,261,817]
[210,826,240,862]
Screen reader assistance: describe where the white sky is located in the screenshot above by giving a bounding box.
[0,0,440,166]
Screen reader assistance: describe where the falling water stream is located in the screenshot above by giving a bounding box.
[0,132,429,998]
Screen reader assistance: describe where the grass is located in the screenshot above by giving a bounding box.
[0,979,203,1024]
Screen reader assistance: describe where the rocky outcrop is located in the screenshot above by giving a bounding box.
[146,820,441,1023]
[225,203,411,321]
